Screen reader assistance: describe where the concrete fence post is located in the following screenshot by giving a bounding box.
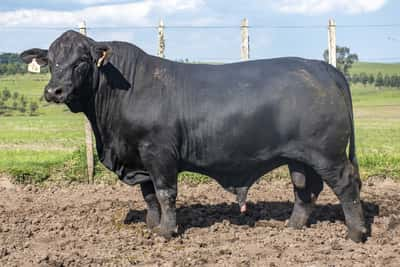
[241,18,250,60]
[158,19,165,58]
[328,18,337,67]
[79,21,95,184]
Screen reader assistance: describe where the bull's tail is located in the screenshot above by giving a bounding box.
[343,79,361,186]
[348,104,358,167]
[343,76,358,169]
[326,63,358,169]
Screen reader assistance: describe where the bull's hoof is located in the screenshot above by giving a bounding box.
[146,209,161,230]
[153,224,178,240]
[288,214,308,229]
[347,226,367,243]
[288,204,312,229]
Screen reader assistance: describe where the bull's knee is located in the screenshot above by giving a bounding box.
[291,171,306,189]
[289,162,306,189]
[289,166,323,229]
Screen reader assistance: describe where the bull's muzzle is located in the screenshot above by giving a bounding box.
[44,86,65,103]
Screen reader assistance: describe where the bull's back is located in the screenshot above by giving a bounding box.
[177,57,350,174]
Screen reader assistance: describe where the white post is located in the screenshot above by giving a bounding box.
[241,18,249,60]
[79,21,87,36]
[158,19,165,58]
[79,21,94,184]
[328,18,336,67]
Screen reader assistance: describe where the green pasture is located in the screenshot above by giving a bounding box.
[0,65,399,183]
[350,62,400,76]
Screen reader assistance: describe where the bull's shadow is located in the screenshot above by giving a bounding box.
[124,200,379,235]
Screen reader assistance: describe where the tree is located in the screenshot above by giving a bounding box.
[375,72,384,88]
[29,102,39,116]
[12,92,19,100]
[2,88,11,101]
[368,74,375,85]
[0,53,28,76]
[383,75,391,87]
[360,72,369,87]
[390,75,397,87]
[20,96,27,106]
[351,73,360,84]
[395,75,400,88]
[323,45,358,77]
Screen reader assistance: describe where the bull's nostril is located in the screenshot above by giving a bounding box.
[54,88,63,96]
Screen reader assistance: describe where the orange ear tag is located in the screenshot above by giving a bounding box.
[97,51,108,67]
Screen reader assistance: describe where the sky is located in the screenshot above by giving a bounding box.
[0,0,399,62]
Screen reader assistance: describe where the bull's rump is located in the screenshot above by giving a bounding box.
[178,57,350,178]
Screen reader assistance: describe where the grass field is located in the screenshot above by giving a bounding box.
[350,62,400,75]
[0,63,399,183]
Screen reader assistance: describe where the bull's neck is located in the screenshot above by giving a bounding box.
[83,51,142,157]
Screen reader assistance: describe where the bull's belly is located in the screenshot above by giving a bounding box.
[180,146,287,188]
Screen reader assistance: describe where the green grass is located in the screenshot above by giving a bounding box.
[0,69,399,183]
[0,73,91,183]
[350,83,400,178]
[350,62,400,76]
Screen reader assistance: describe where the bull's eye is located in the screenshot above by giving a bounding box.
[75,61,88,72]
[73,61,89,80]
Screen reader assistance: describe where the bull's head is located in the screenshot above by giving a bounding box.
[20,30,110,113]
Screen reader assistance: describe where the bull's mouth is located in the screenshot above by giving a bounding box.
[44,91,67,104]
[44,91,83,112]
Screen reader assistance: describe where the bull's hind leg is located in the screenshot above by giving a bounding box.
[288,162,323,229]
[140,181,161,229]
[318,159,366,242]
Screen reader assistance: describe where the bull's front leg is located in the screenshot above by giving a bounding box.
[139,143,178,239]
[140,181,161,229]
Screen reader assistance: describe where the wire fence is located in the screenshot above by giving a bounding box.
[1,20,400,62]
[1,19,400,183]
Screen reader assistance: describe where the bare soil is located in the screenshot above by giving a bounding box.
[1,176,399,267]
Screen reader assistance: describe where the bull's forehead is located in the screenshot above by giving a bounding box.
[48,31,91,64]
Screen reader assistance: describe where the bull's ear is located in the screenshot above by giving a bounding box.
[91,43,111,68]
[20,48,48,66]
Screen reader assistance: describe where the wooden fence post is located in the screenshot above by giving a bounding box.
[241,18,249,60]
[158,19,165,58]
[79,21,95,184]
[328,18,336,67]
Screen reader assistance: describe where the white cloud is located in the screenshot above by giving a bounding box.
[0,0,204,27]
[273,0,387,15]
[70,0,127,5]
[73,0,127,4]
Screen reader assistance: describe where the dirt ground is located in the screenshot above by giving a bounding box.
[1,176,399,267]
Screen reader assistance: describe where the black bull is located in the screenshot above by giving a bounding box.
[21,30,366,242]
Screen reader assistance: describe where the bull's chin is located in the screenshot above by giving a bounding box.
[65,100,84,113]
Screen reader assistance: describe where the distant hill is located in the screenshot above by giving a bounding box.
[350,62,400,75]
[0,53,23,64]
